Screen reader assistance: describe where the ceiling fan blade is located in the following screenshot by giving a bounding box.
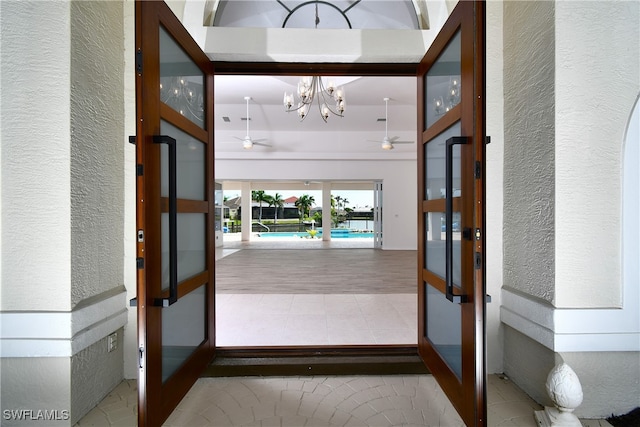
[252,142,272,147]
[388,136,414,144]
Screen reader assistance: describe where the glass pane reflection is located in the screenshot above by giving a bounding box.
[160,120,205,201]
[425,213,461,285]
[162,285,206,382]
[426,282,462,379]
[424,121,462,286]
[425,30,461,129]
[162,213,206,290]
[425,122,461,201]
[159,26,205,127]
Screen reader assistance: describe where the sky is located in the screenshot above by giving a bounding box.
[224,190,374,209]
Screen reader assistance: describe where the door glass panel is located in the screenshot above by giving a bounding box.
[426,282,462,379]
[425,121,461,285]
[425,121,461,200]
[159,26,205,128]
[424,30,461,129]
[162,213,206,289]
[425,213,462,285]
[161,284,206,382]
[160,120,205,201]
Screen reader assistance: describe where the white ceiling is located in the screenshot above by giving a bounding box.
[214,75,418,155]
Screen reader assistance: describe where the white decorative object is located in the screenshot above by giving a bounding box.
[534,362,584,426]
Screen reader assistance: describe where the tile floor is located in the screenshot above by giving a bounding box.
[215,236,416,347]
[215,236,415,347]
[77,237,612,426]
[76,374,553,426]
[76,374,615,426]
[216,293,416,346]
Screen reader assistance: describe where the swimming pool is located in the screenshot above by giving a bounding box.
[257,230,374,239]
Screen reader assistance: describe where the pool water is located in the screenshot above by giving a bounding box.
[257,230,373,239]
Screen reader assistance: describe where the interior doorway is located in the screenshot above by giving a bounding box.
[213,74,418,348]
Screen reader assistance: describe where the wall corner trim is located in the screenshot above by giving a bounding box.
[500,288,640,352]
[0,290,128,358]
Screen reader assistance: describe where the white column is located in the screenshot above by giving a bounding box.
[322,182,332,241]
[241,182,252,241]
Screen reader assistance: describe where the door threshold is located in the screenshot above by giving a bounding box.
[204,345,428,377]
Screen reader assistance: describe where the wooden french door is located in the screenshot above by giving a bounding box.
[134,1,215,425]
[417,1,487,426]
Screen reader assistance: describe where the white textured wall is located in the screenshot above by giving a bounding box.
[70,0,125,307]
[1,1,129,423]
[502,0,640,418]
[1,358,71,427]
[1,0,72,311]
[503,1,556,304]
[554,0,639,308]
[123,0,138,381]
[215,159,417,250]
[562,350,640,418]
[69,1,126,420]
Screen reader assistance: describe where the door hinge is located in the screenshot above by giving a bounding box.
[138,346,144,369]
[475,252,482,270]
[475,161,481,179]
[136,49,142,74]
[136,164,143,176]
[136,257,144,269]
[485,136,491,145]
[128,135,136,145]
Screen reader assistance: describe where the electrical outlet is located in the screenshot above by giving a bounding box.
[108,332,118,352]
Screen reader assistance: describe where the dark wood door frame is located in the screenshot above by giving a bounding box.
[210,61,422,365]
[213,62,418,76]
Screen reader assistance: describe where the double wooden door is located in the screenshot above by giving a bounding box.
[134,1,486,425]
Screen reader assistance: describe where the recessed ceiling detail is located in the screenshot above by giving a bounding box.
[211,0,422,30]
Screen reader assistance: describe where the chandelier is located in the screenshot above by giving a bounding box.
[433,77,460,115]
[159,76,204,124]
[283,76,346,122]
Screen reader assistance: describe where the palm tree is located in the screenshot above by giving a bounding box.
[268,193,284,224]
[341,198,350,222]
[251,190,268,221]
[295,194,315,221]
[334,195,343,212]
[330,195,339,227]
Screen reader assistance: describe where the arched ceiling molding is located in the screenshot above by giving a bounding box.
[174,0,451,63]
[413,0,430,29]
[203,0,218,26]
[203,0,431,29]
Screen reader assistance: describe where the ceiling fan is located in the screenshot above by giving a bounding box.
[370,97,414,150]
[233,96,271,150]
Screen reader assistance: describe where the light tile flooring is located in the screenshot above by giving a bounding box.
[215,235,415,347]
[77,237,612,426]
[216,293,416,346]
[76,374,551,426]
